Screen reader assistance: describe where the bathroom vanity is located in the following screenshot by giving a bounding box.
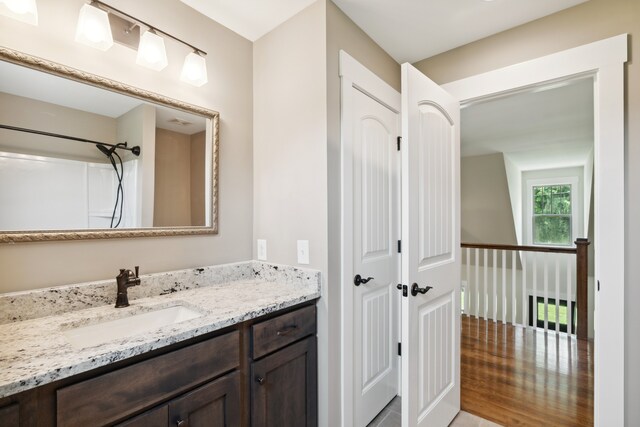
[0,262,320,426]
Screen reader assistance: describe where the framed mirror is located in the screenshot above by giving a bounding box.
[0,47,219,243]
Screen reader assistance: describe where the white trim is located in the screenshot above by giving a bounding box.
[339,50,401,427]
[443,34,627,425]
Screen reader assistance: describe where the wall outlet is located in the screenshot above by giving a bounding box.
[297,240,309,265]
[257,239,267,261]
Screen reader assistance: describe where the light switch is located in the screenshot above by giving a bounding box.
[257,239,267,261]
[297,240,309,265]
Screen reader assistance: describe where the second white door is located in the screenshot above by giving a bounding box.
[352,87,400,427]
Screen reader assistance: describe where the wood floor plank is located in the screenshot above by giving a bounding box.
[461,315,593,427]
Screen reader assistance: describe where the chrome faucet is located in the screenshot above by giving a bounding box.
[115,266,140,308]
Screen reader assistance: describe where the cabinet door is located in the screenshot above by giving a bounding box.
[168,371,240,427]
[251,337,317,427]
[0,403,19,426]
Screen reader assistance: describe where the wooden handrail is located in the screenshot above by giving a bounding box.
[461,238,591,340]
[461,242,577,255]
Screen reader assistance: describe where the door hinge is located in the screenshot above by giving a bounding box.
[397,342,402,356]
[397,136,401,151]
[397,240,401,253]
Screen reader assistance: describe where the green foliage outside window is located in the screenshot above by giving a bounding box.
[533,184,572,245]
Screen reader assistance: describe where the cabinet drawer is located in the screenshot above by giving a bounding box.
[252,305,316,359]
[57,331,239,427]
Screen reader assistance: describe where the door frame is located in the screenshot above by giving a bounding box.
[339,50,401,427]
[442,34,627,425]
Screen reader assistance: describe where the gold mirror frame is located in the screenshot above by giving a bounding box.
[0,47,219,243]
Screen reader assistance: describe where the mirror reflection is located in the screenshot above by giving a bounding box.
[0,60,212,231]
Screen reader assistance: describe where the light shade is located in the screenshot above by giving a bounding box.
[0,0,38,25]
[136,30,168,71]
[75,3,113,51]
[180,52,208,87]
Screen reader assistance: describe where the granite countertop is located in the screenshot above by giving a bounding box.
[0,262,321,399]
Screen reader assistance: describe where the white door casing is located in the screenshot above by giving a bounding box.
[401,63,461,427]
[340,51,401,427]
[442,34,627,425]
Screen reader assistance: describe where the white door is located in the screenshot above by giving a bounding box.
[400,63,461,427]
[352,87,400,427]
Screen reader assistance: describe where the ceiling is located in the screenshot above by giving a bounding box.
[461,77,594,168]
[180,0,588,62]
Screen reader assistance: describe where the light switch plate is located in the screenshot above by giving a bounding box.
[297,240,309,265]
[257,239,267,261]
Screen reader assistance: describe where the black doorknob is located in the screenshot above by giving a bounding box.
[354,274,374,286]
[411,283,433,296]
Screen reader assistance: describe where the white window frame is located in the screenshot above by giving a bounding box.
[525,176,580,247]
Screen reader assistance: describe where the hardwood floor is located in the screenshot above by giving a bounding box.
[461,315,594,426]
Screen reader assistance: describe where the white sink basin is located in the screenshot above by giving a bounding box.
[63,305,203,349]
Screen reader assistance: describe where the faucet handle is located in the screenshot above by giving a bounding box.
[134,266,139,278]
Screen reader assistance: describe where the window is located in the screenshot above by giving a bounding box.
[532,184,572,245]
[528,296,576,333]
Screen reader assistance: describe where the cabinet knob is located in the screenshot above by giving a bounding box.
[256,376,265,385]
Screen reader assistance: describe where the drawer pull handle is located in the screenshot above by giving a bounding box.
[256,376,265,385]
[276,325,298,336]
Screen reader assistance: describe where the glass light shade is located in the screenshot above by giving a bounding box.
[75,3,113,51]
[180,52,208,87]
[136,30,168,71]
[0,0,38,25]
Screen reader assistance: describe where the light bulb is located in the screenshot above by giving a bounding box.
[75,3,113,51]
[0,0,38,25]
[180,52,208,87]
[136,30,168,71]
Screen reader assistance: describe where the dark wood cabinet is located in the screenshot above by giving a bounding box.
[250,305,317,427]
[0,403,19,426]
[1,301,317,427]
[251,337,317,427]
[169,371,241,427]
[118,371,241,427]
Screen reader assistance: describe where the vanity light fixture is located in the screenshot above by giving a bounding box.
[75,2,113,51]
[74,0,208,86]
[180,51,208,87]
[136,29,168,71]
[0,0,38,26]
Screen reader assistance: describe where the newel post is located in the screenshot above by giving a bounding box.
[575,238,590,340]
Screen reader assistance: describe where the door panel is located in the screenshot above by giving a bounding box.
[401,63,460,427]
[417,105,454,266]
[352,87,400,427]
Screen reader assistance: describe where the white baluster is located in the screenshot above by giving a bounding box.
[555,256,560,333]
[502,250,507,324]
[483,248,488,320]
[466,247,471,315]
[567,256,573,335]
[493,249,497,322]
[512,250,517,326]
[475,248,480,318]
[543,253,549,331]
[523,252,528,329]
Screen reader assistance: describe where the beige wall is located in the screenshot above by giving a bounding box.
[414,0,640,422]
[190,131,206,226]
[0,0,253,292]
[253,2,329,422]
[461,153,517,245]
[325,2,400,425]
[154,128,192,227]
